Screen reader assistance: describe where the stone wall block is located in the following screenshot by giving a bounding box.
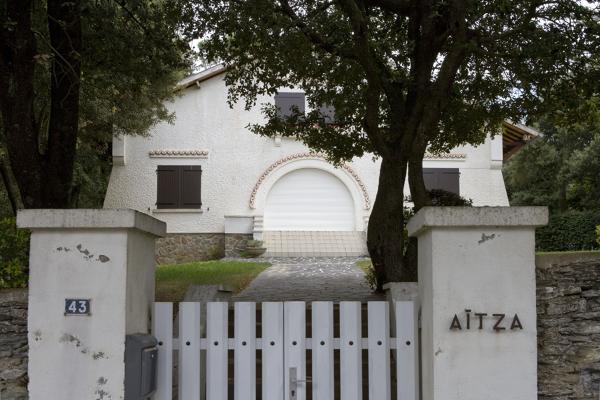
[0,289,28,400]
[537,256,600,400]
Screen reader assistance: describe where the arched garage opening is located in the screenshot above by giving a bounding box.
[264,168,355,231]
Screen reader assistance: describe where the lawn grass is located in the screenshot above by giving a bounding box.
[355,259,377,290]
[356,259,373,274]
[155,260,270,302]
[536,249,600,255]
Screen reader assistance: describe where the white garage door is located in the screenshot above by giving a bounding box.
[264,168,355,231]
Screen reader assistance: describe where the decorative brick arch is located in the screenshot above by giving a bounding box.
[249,152,371,211]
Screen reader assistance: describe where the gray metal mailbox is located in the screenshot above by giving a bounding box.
[125,334,158,399]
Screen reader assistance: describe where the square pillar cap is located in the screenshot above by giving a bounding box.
[17,209,166,237]
[407,206,548,237]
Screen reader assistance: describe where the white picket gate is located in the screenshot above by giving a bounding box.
[152,301,419,400]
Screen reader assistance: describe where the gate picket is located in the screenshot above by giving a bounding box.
[178,302,201,400]
[262,302,284,400]
[206,302,228,400]
[152,300,419,400]
[340,301,362,400]
[312,302,334,400]
[234,302,256,400]
[368,302,391,400]
[153,302,173,400]
[284,302,306,400]
[395,301,419,400]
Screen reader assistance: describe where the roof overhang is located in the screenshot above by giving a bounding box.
[176,63,227,90]
[502,120,539,160]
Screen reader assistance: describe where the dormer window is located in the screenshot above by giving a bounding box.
[275,92,305,118]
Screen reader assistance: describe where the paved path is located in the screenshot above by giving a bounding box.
[232,257,384,302]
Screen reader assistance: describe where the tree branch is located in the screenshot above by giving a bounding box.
[277,0,358,61]
[363,0,411,14]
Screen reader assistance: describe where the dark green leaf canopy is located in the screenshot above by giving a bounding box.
[177,0,598,162]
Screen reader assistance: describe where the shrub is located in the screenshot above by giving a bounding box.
[0,217,30,288]
[596,225,600,247]
[536,210,600,252]
[428,189,473,207]
[403,189,473,252]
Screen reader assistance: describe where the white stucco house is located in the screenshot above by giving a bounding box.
[103,64,534,262]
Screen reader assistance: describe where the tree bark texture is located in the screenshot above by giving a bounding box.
[43,0,82,207]
[0,153,23,215]
[0,0,82,208]
[367,156,414,289]
[402,138,431,282]
[0,0,44,208]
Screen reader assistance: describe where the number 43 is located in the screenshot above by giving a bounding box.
[66,299,89,315]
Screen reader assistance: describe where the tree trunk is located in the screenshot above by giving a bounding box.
[0,0,45,208]
[0,153,23,215]
[367,155,413,289]
[403,141,431,282]
[407,141,431,212]
[43,0,82,207]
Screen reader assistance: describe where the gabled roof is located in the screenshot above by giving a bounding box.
[177,63,227,90]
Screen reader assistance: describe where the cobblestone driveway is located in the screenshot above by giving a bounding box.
[232,257,383,302]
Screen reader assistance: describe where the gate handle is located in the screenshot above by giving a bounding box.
[289,367,311,400]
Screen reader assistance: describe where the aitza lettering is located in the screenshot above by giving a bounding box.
[449,309,523,331]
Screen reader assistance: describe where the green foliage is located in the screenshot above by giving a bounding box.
[596,225,600,248]
[177,0,597,163]
[504,96,600,212]
[0,218,30,288]
[27,0,194,208]
[356,260,377,291]
[536,211,600,252]
[245,240,264,248]
[428,189,473,207]
[403,189,473,252]
[0,183,12,218]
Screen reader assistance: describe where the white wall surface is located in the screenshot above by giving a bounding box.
[104,73,509,233]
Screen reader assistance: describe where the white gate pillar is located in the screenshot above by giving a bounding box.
[17,209,166,400]
[407,207,547,400]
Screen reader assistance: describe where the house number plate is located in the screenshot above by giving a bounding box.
[64,299,91,316]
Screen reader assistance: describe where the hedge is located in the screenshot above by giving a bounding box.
[0,217,30,288]
[536,210,600,252]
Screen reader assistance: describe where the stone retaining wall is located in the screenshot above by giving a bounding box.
[3,252,600,399]
[155,233,253,264]
[225,234,253,258]
[537,252,600,400]
[0,289,28,400]
[156,233,225,264]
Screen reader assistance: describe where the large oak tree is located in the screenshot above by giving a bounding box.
[178,0,598,287]
[0,0,191,211]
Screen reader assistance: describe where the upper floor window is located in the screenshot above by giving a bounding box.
[275,92,305,118]
[423,168,460,195]
[156,165,202,209]
[275,92,336,123]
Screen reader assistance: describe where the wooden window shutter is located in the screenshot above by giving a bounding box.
[156,166,179,208]
[438,169,460,194]
[422,169,437,191]
[422,168,460,195]
[156,165,202,209]
[180,166,202,208]
[275,92,305,118]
